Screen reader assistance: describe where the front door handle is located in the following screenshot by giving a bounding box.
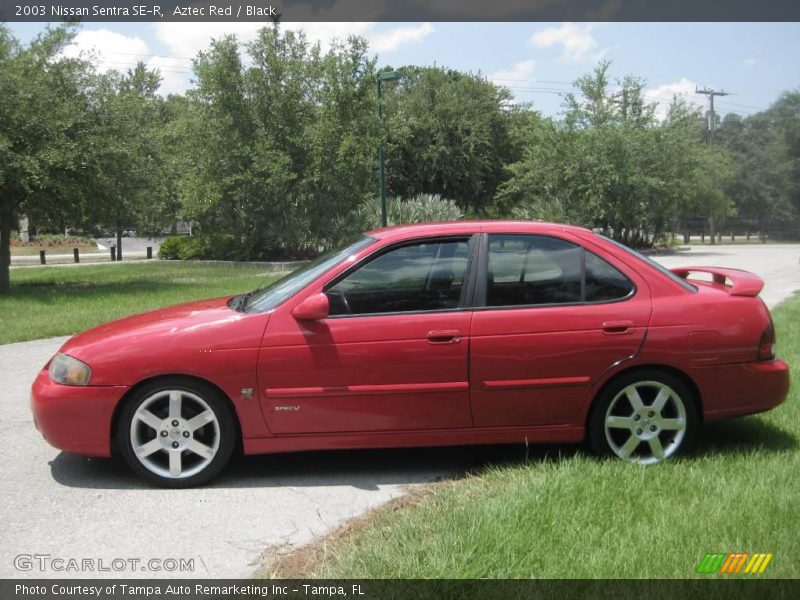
[602,320,634,334]
[427,330,462,344]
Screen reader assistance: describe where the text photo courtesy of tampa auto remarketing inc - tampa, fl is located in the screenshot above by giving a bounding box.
[1,1,799,599]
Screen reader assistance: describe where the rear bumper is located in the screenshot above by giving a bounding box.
[697,359,790,422]
[30,369,128,457]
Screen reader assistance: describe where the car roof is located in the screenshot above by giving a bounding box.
[366,220,593,242]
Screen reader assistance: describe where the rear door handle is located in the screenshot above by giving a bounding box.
[602,320,634,334]
[427,330,462,344]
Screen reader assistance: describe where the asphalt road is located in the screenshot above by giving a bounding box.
[11,238,162,266]
[1,244,798,579]
[94,237,164,255]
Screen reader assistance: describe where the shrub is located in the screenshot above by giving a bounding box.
[11,232,96,247]
[158,236,188,260]
[187,234,245,261]
[158,234,246,261]
[162,195,464,261]
[336,194,464,237]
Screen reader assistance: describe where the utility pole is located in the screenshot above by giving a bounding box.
[376,70,402,227]
[695,86,732,245]
[695,87,731,141]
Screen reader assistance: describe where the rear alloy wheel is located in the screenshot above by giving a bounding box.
[589,371,697,465]
[118,379,236,487]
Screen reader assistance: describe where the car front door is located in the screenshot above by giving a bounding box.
[258,236,476,434]
[469,233,651,428]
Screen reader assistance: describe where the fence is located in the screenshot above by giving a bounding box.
[678,217,800,243]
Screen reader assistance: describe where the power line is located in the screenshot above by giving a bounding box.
[489,77,574,86]
[717,99,768,112]
[95,50,195,62]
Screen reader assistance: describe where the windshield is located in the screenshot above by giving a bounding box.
[598,234,697,293]
[244,236,376,313]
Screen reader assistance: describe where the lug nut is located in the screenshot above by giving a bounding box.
[650,425,657,432]
[171,442,179,449]
[183,431,190,438]
[648,411,655,418]
[634,415,641,421]
[636,429,643,435]
[171,420,179,427]
[160,431,168,437]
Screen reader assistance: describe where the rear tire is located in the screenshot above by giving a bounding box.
[588,369,697,465]
[118,378,236,488]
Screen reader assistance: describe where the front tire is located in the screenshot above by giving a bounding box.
[588,370,697,465]
[118,378,236,487]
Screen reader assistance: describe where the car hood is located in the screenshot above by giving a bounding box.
[57,296,270,385]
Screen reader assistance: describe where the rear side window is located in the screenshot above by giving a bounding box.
[488,235,582,306]
[599,234,696,293]
[585,251,635,301]
[486,234,633,307]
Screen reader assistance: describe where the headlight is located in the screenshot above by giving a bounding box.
[48,353,92,386]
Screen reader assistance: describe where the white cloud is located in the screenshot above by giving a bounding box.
[145,56,193,96]
[146,21,435,94]
[645,78,704,119]
[283,22,376,52]
[285,22,434,54]
[154,21,433,59]
[152,22,265,59]
[742,57,757,67]
[61,29,150,73]
[530,23,602,62]
[368,23,435,53]
[488,59,536,85]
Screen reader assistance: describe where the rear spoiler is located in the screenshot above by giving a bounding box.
[670,266,764,297]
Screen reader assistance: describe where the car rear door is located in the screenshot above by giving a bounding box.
[469,232,651,428]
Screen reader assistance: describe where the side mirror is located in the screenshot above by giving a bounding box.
[292,293,330,321]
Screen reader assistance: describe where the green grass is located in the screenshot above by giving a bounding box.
[278,295,800,579]
[1,263,281,344]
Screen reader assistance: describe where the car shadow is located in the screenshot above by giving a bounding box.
[690,416,798,458]
[48,444,560,491]
[48,416,794,489]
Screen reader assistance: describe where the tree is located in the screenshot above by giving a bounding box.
[82,64,173,257]
[174,26,379,257]
[382,66,523,215]
[498,61,732,247]
[716,93,799,240]
[0,25,94,293]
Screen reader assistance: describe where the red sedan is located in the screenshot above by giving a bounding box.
[31,221,790,487]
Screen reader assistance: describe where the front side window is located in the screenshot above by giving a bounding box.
[327,239,470,316]
[486,234,633,307]
[245,236,375,312]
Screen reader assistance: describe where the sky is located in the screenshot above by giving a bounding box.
[8,21,800,118]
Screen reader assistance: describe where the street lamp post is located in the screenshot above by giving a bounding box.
[377,70,402,227]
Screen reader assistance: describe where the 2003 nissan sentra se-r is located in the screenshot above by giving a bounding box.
[31,221,790,487]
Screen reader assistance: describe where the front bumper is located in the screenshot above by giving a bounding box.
[697,359,790,421]
[30,369,128,457]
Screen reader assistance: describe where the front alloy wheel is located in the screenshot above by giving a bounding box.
[589,370,697,465]
[119,379,235,487]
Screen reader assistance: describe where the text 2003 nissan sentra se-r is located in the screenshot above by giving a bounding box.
[31,221,789,487]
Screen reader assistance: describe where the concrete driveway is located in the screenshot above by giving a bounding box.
[1,244,798,579]
[654,243,800,308]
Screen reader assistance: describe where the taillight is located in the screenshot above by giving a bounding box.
[757,321,776,361]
